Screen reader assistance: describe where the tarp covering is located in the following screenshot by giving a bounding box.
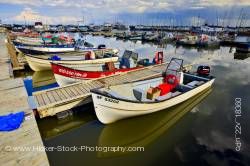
[0,112,24,132]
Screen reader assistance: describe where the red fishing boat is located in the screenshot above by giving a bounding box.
[51,51,164,86]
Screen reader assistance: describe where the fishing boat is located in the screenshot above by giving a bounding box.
[91,58,215,124]
[13,41,75,54]
[236,43,250,53]
[235,36,250,53]
[25,50,119,71]
[142,32,159,42]
[15,36,45,45]
[51,51,164,86]
[234,52,250,60]
[97,88,212,157]
[176,34,199,46]
[197,34,220,48]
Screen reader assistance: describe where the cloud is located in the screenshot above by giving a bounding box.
[1,0,250,25]
[13,7,78,24]
[2,0,249,12]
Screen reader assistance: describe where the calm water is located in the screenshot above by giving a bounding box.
[2,34,250,166]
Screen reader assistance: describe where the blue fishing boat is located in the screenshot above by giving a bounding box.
[13,41,75,54]
[235,36,250,53]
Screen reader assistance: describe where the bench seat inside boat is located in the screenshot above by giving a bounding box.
[186,80,205,87]
[133,88,182,102]
[133,88,156,102]
[155,91,182,101]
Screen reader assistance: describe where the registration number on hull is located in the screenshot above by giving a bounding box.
[105,97,119,104]
[96,95,119,104]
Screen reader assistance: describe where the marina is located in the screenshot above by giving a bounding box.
[0,30,249,165]
[0,2,250,166]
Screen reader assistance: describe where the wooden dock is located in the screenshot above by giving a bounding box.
[6,34,26,71]
[33,64,167,118]
[0,33,49,166]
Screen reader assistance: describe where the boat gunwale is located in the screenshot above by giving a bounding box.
[25,54,119,62]
[50,62,142,74]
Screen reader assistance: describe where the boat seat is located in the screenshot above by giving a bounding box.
[186,81,200,87]
[171,91,182,97]
[133,88,146,101]
[133,88,154,102]
[176,85,193,92]
[155,91,182,101]
[196,81,205,86]
[155,92,172,101]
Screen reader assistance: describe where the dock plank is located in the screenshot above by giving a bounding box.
[69,86,82,96]
[82,83,92,91]
[46,92,57,103]
[55,89,67,100]
[64,87,77,98]
[60,88,70,99]
[77,84,89,93]
[41,93,51,105]
[36,94,45,106]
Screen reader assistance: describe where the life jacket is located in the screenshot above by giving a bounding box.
[157,74,179,96]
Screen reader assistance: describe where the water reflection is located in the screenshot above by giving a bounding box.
[32,70,57,88]
[97,88,212,158]
[38,104,96,140]
[234,52,250,60]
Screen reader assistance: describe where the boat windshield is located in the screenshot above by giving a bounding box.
[122,50,139,62]
[165,58,183,75]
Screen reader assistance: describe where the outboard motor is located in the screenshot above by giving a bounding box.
[197,66,210,76]
[98,44,106,49]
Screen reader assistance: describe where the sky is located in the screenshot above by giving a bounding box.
[0,0,250,26]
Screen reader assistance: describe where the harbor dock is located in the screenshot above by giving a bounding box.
[0,34,49,166]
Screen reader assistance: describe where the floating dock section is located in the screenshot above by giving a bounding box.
[33,64,167,118]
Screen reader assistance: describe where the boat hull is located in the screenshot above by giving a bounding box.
[17,46,75,54]
[13,41,75,54]
[91,78,215,124]
[25,55,119,71]
[236,43,250,53]
[51,63,141,86]
[176,40,197,46]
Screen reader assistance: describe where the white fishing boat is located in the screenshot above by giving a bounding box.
[25,51,119,71]
[91,58,215,124]
[176,35,199,46]
[13,41,75,54]
[15,36,45,45]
